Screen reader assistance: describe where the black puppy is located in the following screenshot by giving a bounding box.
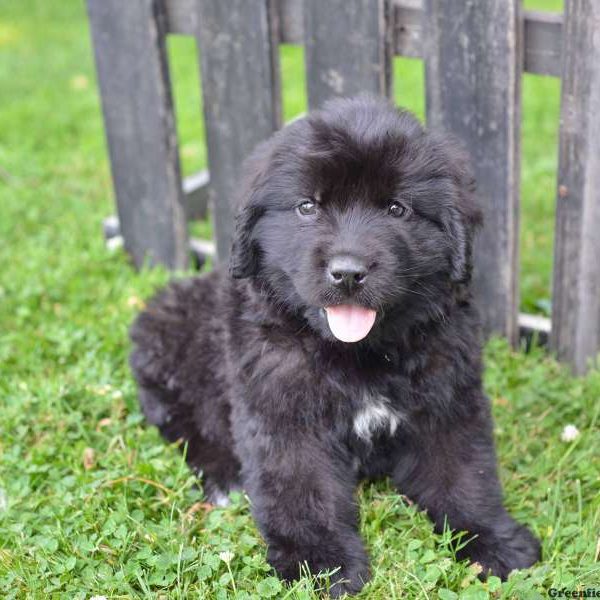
[130,96,540,596]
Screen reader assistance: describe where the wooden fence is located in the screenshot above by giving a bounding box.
[86,0,600,374]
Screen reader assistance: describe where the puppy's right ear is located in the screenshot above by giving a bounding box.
[229,138,273,279]
[229,204,264,279]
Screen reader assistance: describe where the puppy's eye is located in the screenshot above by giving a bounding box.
[297,199,317,216]
[388,201,410,218]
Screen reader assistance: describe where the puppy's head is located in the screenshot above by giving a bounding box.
[230,96,482,344]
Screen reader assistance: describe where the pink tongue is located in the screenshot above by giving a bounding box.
[325,305,377,343]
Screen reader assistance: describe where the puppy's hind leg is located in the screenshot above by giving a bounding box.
[130,293,242,506]
[137,384,242,506]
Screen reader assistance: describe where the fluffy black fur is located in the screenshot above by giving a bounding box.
[130,96,540,596]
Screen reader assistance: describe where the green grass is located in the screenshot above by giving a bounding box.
[1,0,598,598]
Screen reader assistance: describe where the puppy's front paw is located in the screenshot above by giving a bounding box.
[460,521,541,580]
[267,541,370,597]
[327,560,370,598]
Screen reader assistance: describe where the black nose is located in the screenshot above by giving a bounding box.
[327,255,368,290]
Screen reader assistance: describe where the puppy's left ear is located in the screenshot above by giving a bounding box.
[446,206,478,284]
[437,135,483,284]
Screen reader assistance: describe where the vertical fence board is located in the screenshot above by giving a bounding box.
[551,1,600,374]
[195,0,281,262]
[424,0,522,344]
[304,0,392,110]
[87,0,188,269]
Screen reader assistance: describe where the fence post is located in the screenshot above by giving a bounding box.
[304,0,392,110]
[195,0,281,262]
[551,1,600,374]
[423,0,522,344]
[87,0,188,269]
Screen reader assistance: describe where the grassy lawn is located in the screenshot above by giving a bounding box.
[1,0,598,598]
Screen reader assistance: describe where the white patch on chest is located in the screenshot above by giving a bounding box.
[353,394,400,441]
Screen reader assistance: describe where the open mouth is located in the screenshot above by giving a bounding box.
[324,305,377,343]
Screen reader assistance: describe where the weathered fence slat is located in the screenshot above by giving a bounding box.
[87,0,188,269]
[551,1,600,374]
[304,0,392,109]
[195,0,281,262]
[424,0,522,344]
